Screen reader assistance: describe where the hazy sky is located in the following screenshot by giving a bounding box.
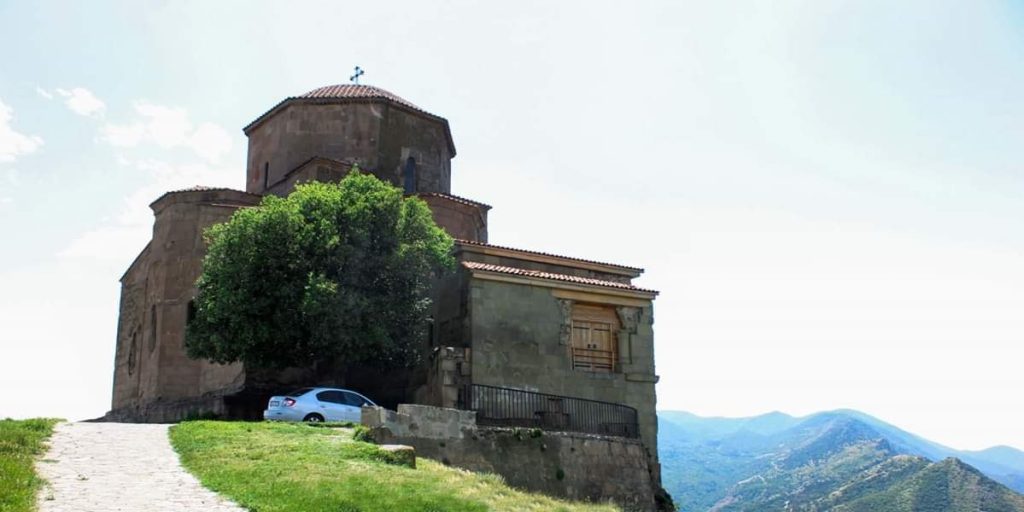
[1,1,1022,451]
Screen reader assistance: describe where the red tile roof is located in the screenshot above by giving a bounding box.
[168,185,259,195]
[455,239,643,274]
[415,192,492,210]
[299,84,424,112]
[462,261,657,294]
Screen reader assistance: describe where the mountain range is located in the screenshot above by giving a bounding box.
[658,410,1024,511]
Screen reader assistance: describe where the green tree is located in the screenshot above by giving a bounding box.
[185,171,454,370]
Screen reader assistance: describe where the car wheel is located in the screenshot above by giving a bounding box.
[303,413,325,423]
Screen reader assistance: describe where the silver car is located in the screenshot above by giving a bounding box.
[263,387,376,423]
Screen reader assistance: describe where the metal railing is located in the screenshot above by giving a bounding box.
[458,384,639,438]
[571,347,616,373]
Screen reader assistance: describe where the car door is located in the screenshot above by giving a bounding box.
[315,390,346,421]
[339,391,368,422]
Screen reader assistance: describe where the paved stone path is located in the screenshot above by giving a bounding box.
[36,422,245,512]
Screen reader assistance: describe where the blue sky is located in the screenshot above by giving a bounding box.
[1,1,1022,451]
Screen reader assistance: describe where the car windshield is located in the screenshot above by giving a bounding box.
[285,387,314,397]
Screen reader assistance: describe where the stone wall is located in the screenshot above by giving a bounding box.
[102,390,236,423]
[108,189,260,421]
[363,405,658,511]
[417,194,488,243]
[245,103,383,194]
[245,102,452,196]
[465,277,660,471]
[267,157,351,197]
[377,103,453,194]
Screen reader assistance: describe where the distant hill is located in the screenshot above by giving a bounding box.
[832,458,1024,512]
[658,410,1024,511]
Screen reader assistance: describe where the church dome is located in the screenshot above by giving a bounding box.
[242,81,457,195]
[299,84,424,113]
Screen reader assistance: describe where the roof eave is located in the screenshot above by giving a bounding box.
[149,187,262,212]
[454,240,644,278]
[120,242,151,282]
[465,265,659,300]
[415,192,492,211]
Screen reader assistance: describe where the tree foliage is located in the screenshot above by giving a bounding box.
[185,171,454,370]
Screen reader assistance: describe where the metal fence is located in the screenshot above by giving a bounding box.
[458,384,639,438]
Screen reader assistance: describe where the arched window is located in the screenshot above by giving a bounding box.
[403,157,416,194]
[127,330,138,376]
[149,304,158,353]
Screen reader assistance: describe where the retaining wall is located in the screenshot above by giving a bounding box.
[362,404,657,511]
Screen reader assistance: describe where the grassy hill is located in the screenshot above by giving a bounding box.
[0,418,59,512]
[169,421,619,512]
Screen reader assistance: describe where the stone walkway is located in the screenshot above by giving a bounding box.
[36,422,245,512]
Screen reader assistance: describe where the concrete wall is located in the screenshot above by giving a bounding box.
[465,277,660,473]
[363,405,657,511]
[245,102,452,196]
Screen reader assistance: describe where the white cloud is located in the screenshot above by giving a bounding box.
[55,87,106,117]
[68,96,239,262]
[35,86,53,100]
[101,102,232,162]
[0,173,13,204]
[188,122,233,162]
[4,168,18,186]
[58,224,153,263]
[59,158,239,263]
[0,98,43,163]
[101,122,146,147]
[0,169,17,205]
[133,103,191,147]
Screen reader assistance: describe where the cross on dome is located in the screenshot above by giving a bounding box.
[349,66,364,84]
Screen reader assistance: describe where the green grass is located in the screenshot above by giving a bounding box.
[0,418,60,512]
[170,420,619,512]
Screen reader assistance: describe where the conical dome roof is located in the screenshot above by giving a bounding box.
[298,84,424,112]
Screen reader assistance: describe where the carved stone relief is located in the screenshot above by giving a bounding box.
[616,306,642,366]
[616,306,641,334]
[557,299,574,346]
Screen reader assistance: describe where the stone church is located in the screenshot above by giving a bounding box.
[107,83,662,476]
